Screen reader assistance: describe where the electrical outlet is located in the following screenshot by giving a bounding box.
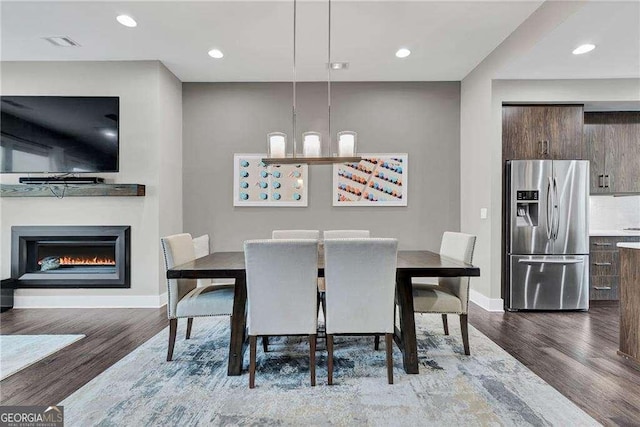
[480,208,488,219]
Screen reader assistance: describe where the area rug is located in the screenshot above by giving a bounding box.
[0,334,85,380]
[60,316,597,426]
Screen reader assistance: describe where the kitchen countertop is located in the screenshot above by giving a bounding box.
[590,230,640,237]
[617,242,640,250]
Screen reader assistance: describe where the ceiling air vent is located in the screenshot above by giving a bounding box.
[43,36,81,47]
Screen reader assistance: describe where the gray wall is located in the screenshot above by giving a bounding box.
[183,82,460,251]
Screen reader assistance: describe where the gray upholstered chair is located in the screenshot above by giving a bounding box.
[323,230,370,239]
[324,238,398,385]
[272,229,320,240]
[411,232,477,355]
[244,239,319,388]
[161,233,234,361]
[192,234,235,288]
[318,230,371,317]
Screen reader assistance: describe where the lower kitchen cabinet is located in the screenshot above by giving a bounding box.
[590,236,640,300]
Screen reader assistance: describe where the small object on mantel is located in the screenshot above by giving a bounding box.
[617,242,640,370]
[0,184,145,197]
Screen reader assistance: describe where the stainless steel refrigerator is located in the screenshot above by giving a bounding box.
[506,160,589,310]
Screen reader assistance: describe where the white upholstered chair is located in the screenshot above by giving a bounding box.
[324,238,398,385]
[161,233,234,361]
[244,239,319,388]
[411,232,477,355]
[323,230,370,239]
[192,234,235,288]
[272,229,320,240]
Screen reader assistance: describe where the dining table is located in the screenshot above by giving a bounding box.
[167,249,480,376]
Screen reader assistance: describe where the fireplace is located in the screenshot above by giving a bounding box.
[11,226,130,288]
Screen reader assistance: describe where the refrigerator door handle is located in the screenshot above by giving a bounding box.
[518,258,584,265]
[552,176,560,240]
[546,177,553,240]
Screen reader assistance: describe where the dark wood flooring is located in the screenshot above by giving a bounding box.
[0,307,167,405]
[1,303,639,426]
[469,301,640,426]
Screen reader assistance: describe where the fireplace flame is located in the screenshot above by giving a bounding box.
[38,256,116,266]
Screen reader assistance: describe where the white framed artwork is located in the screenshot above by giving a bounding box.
[233,154,308,207]
[332,154,408,206]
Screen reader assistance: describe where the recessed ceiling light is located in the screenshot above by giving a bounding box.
[395,48,411,58]
[329,62,349,70]
[208,49,224,59]
[572,44,595,55]
[116,15,137,28]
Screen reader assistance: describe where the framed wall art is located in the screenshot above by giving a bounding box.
[333,154,408,207]
[233,154,308,207]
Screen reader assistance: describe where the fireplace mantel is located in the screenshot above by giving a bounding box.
[1,183,145,197]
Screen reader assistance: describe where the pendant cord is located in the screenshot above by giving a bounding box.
[327,0,332,155]
[292,0,297,158]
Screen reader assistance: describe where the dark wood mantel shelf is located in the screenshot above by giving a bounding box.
[0,183,145,197]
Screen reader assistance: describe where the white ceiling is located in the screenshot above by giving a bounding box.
[497,1,640,79]
[1,0,543,82]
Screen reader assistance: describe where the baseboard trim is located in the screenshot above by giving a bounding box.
[469,289,504,312]
[14,292,168,309]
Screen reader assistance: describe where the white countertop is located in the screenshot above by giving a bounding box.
[590,229,640,237]
[617,242,640,249]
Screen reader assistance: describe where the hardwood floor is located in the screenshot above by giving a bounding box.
[0,307,167,405]
[469,301,640,426]
[1,303,639,426]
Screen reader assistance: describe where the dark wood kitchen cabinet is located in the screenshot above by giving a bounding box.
[585,112,640,194]
[503,105,584,160]
[590,235,640,300]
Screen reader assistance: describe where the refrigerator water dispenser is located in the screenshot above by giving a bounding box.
[515,190,539,227]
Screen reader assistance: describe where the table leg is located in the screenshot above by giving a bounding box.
[395,271,419,374]
[228,273,248,376]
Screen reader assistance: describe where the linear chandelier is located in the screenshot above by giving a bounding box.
[262,0,361,165]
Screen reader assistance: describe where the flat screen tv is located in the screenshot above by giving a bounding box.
[1,96,119,173]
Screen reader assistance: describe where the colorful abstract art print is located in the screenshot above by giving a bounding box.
[333,154,408,206]
[233,154,308,207]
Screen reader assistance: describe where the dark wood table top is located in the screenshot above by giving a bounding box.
[167,250,480,279]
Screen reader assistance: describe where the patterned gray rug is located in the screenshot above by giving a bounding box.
[0,334,84,380]
[61,316,597,426]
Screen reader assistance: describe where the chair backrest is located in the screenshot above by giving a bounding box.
[161,233,197,318]
[323,238,398,334]
[323,230,370,239]
[192,234,211,287]
[272,230,320,240]
[438,232,477,314]
[244,239,319,336]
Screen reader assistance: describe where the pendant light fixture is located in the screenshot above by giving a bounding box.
[263,0,361,165]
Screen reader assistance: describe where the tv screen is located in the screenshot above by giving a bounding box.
[1,96,119,173]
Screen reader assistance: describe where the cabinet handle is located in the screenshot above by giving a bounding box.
[543,140,549,155]
[605,174,611,188]
[593,243,612,247]
[593,286,612,291]
[598,174,605,188]
[593,262,612,266]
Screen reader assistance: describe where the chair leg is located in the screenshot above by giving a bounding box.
[309,334,317,386]
[385,333,394,384]
[442,314,449,335]
[167,319,177,362]
[186,317,194,339]
[327,334,334,385]
[262,336,269,353]
[321,294,327,322]
[249,336,257,389]
[460,314,470,355]
[374,335,380,350]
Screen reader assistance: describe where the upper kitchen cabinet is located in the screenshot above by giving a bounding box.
[585,112,640,194]
[502,105,584,160]
[503,105,584,161]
